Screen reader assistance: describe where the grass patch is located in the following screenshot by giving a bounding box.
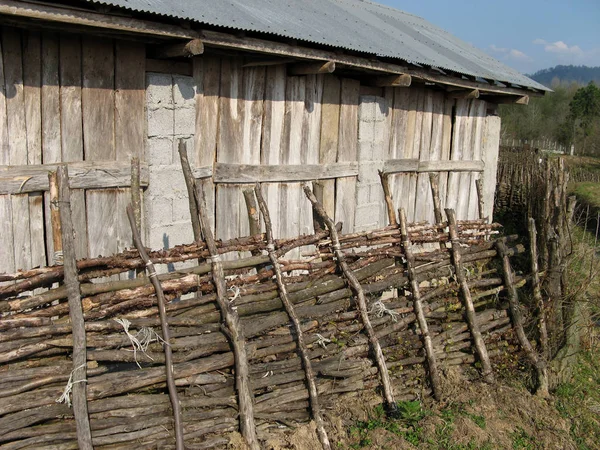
[570,182,600,209]
[554,351,600,450]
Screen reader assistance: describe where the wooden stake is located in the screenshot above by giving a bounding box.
[131,157,144,278]
[255,184,331,450]
[496,238,548,397]
[178,140,202,243]
[130,157,142,234]
[304,185,396,409]
[48,171,63,265]
[528,218,548,361]
[56,166,92,450]
[195,186,260,450]
[475,177,485,221]
[243,188,261,238]
[446,208,494,383]
[378,170,397,225]
[398,208,442,400]
[428,173,444,225]
[126,205,185,450]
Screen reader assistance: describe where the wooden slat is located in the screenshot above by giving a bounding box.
[406,87,424,222]
[216,58,243,241]
[439,97,454,210]
[4,28,32,272]
[41,32,62,262]
[23,31,41,165]
[389,87,409,218]
[279,75,305,246]
[115,41,145,254]
[260,64,286,238]
[456,99,475,219]
[59,35,87,259]
[383,159,484,174]
[214,162,357,184]
[468,100,486,219]
[318,74,341,218]
[299,74,324,236]
[445,98,467,213]
[334,78,359,233]
[0,29,15,274]
[83,37,117,259]
[194,56,221,230]
[238,66,265,240]
[482,111,501,221]
[23,31,45,268]
[0,161,150,194]
[427,91,445,225]
[414,89,433,222]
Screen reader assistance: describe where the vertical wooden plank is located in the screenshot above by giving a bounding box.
[424,91,445,224]
[0,35,15,274]
[299,74,323,237]
[23,31,46,268]
[456,99,475,219]
[4,28,32,271]
[83,37,117,258]
[260,65,286,238]
[23,31,41,165]
[406,87,424,222]
[445,99,467,212]
[439,97,454,210]
[334,78,359,233]
[115,41,145,254]
[41,33,61,262]
[389,87,409,215]
[216,58,243,242]
[238,66,265,239]
[280,75,305,251]
[318,75,341,218]
[414,89,433,222]
[59,35,88,259]
[195,56,221,231]
[468,100,486,219]
[482,108,501,221]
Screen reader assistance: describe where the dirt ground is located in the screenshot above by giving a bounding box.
[228,366,581,449]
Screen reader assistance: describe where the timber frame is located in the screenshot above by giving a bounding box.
[0,0,540,103]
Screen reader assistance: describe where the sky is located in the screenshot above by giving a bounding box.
[379,0,600,75]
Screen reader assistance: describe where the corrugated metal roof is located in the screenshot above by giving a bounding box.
[79,0,548,91]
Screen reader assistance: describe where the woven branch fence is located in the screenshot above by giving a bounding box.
[0,147,548,450]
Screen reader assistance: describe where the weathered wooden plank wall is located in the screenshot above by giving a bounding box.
[1,36,499,273]
[0,27,145,273]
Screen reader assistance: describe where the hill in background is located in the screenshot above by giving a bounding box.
[529,65,600,87]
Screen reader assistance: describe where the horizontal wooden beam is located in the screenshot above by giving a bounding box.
[212,162,358,184]
[146,58,193,76]
[199,30,538,97]
[0,161,149,195]
[288,61,335,75]
[383,159,484,174]
[0,0,198,39]
[152,39,204,58]
[448,89,480,99]
[370,74,412,87]
[243,58,295,68]
[483,95,530,105]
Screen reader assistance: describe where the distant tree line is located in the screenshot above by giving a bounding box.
[529,65,600,88]
[499,77,600,156]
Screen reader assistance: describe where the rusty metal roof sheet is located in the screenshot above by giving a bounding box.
[79,0,548,91]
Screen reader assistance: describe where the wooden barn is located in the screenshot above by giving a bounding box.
[0,0,547,273]
[0,2,554,449]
